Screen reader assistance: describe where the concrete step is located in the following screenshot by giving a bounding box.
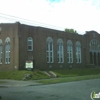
[44,71,58,78]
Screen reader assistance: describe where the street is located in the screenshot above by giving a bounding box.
[0,79,100,100]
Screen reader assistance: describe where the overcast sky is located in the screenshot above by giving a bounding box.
[0,0,100,34]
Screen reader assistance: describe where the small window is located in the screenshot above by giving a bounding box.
[27,37,33,51]
[5,37,10,64]
[0,39,2,64]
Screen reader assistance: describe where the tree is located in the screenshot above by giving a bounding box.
[65,28,78,34]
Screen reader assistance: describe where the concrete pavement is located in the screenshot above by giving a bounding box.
[0,79,42,87]
[0,79,100,100]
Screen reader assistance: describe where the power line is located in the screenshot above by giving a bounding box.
[0,13,45,24]
[0,13,64,31]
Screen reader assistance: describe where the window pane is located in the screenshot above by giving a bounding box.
[28,38,33,51]
[9,58,10,63]
[79,58,80,63]
[46,37,53,63]
[67,46,70,51]
[71,58,73,63]
[0,46,2,63]
[70,58,71,63]
[60,45,62,52]
[47,57,49,62]
[58,58,59,62]
[57,53,59,59]
[6,58,8,63]
[0,46,2,51]
[28,41,32,45]
[50,57,52,62]
[5,43,10,64]
[68,52,70,58]
[50,43,52,51]
[70,47,72,51]
[76,58,78,63]
[50,52,52,56]
[61,58,62,62]
[70,53,72,57]
[28,46,32,50]
[60,53,61,57]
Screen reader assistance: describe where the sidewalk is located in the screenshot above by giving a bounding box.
[0,79,42,87]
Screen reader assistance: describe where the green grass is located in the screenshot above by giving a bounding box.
[0,68,100,84]
[38,74,100,84]
[53,68,100,77]
[0,70,49,80]
[37,68,100,84]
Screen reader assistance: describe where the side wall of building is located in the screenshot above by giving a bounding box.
[18,24,85,70]
[0,23,19,70]
[1,23,100,71]
[36,27,85,70]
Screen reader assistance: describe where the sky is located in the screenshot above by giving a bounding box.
[0,0,100,34]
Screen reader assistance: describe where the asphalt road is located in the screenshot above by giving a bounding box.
[0,79,100,100]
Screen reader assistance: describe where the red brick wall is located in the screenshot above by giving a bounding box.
[0,23,100,70]
[0,23,19,70]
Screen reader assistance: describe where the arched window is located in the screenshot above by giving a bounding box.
[0,39,2,64]
[76,41,81,63]
[89,39,100,65]
[46,37,54,63]
[90,39,100,52]
[27,37,33,51]
[67,40,73,63]
[57,39,64,63]
[5,37,10,64]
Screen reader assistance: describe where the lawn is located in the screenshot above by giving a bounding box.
[53,68,100,77]
[0,70,49,80]
[38,74,100,84]
[37,68,100,84]
[0,68,100,82]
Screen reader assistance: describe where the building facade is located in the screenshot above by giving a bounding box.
[0,22,100,70]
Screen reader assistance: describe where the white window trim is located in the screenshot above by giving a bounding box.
[76,41,81,63]
[0,52,2,64]
[0,39,2,64]
[90,39,100,52]
[27,37,33,51]
[57,43,64,63]
[5,50,10,64]
[5,37,10,64]
[46,37,54,63]
[57,39,64,63]
[67,40,73,63]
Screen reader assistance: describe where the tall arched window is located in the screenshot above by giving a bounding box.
[27,37,33,51]
[0,39,2,64]
[90,39,100,51]
[46,37,54,63]
[57,39,64,63]
[90,39,100,66]
[67,40,73,63]
[76,41,81,63]
[5,37,10,64]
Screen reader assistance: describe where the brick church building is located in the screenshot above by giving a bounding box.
[0,22,100,70]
